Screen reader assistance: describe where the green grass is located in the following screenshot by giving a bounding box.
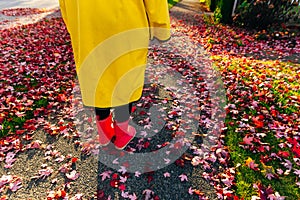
[0,97,49,138]
[168,0,180,8]
[211,56,300,199]
[224,111,300,199]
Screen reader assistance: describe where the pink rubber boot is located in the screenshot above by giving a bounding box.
[96,114,114,146]
[113,120,136,150]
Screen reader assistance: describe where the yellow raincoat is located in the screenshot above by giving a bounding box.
[59,0,171,108]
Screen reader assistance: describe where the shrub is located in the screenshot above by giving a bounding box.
[233,0,298,30]
[207,0,217,11]
[213,0,235,24]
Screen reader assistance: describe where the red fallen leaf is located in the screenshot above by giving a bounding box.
[175,159,185,167]
[277,151,290,158]
[110,180,120,188]
[245,157,259,171]
[270,109,277,117]
[161,142,169,148]
[241,135,254,145]
[59,126,67,132]
[257,145,266,153]
[23,134,33,141]
[131,106,136,113]
[287,138,298,146]
[228,121,235,126]
[33,110,40,117]
[154,196,160,200]
[57,93,67,102]
[15,130,26,135]
[253,114,264,121]
[254,91,265,97]
[252,116,264,128]
[112,173,119,180]
[55,190,66,199]
[144,141,150,148]
[260,155,272,164]
[288,77,294,82]
[96,190,105,199]
[265,83,272,88]
[71,157,78,163]
[87,117,93,124]
[118,184,126,191]
[194,190,204,196]
[147,175,154,183]
[0,195,8,200]
[139,110,147,115]
[292,146,300,158]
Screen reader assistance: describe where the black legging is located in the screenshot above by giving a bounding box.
[95,103,133,122]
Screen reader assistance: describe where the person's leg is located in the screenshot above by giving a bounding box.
[95,108,110,120]
[114,103,133,122]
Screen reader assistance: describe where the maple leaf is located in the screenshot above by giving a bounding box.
[71,193,83,200]
[55,155,65,163]
[241,135,254,145]
[143,189,154,200]
[4,152,17,168]
[188,187,194,195]
[179,174,188,182]
[245,157,259,171]
[191,156,201,166]
[140,131,148,137]
[292,146,300,158]
[112,158,119,164]
[277,151,290,158]
[38,167,53,179]
[164,158,171,164]
[119,184,126,191]
[281,159,293,171]
[261,163,277,180]
[135,171,141,177]
[252,116,264,128]
[121,191,129,198]
[66,170,80,180]
[100,170,112,181]
[128,193,138,200]
[119,176,127,183]
[163,172,171,178]
[118,166,127,174]
[28,140,42,149]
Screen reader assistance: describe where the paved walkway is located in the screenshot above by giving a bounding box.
[0,0,59,9]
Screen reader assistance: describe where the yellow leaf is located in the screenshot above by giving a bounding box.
[245,157,254,166]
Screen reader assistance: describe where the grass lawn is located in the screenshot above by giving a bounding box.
[213,56,300,199]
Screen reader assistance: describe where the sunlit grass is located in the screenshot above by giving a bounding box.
[213,55,300,199]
